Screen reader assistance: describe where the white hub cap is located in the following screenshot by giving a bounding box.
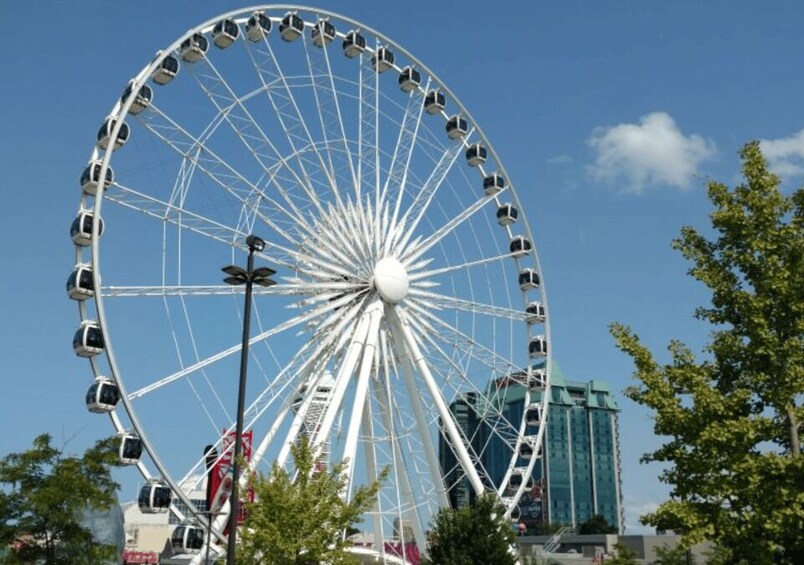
[373,257,409,303]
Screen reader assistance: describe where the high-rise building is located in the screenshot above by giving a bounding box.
[439,362,624,533]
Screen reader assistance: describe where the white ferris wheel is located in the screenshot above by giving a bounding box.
[68,5,552,562]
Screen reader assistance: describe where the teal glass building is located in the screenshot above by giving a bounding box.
[439,363,624,532]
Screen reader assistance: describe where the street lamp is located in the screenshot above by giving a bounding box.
[222,234,276,565]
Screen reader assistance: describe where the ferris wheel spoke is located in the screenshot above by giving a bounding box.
[356,52,378,202]
[409,252,518,284]
[408,289,526,322]
[242,38,337,212]
[401,189,498,266]
[383,77,430,255]
[390,132,470,255]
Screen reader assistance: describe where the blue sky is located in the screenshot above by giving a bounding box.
[1,0,802,534]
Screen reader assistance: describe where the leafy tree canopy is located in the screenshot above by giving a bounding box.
[0,433,121,564]
[237,437,387,565]
[577,514,617,535]
[611,142,804,563]
[422,493,517,565]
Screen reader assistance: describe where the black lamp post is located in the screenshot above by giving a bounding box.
[222,234,276,565]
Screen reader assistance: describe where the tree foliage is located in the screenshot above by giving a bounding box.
[611,142,804,563]
[577,513,617,535]
[603,543,639,565]
[422,493,517,565]
[653,543,696,565]
[0,434,121,564]
[237,437,387,565]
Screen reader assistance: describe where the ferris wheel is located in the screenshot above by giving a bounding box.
[68,5,552,562]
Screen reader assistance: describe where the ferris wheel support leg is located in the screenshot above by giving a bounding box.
[388,307,486,496]
[375,371,428,555]
[386,307,450,509]
[309,306,372,461]
[361,388,385,553]
[342,301,383,494]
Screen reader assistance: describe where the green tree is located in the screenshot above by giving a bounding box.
[0,434,121,564]
[577,514,617,535]
[611,142,804,563]
[422,493,517,565]
[237,437,387,564]
[654,543,696,565]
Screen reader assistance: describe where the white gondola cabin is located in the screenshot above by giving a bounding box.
[212,18,240,49]
[483,172,506,196]
[80,160,113,195]
[525,301,545,324]
[343,30,366,57]
[73,320,104,358]
[497,204,519,226]
[246,11,271,41]
[519,268,540,290]
[529,335,548,358]
[465,143,487,166]
[85,376,119,413]
[509,236,532,258]
[371,47,395,73]
[508,469,525,489]
[424,90,446,114]
[180,33,208,62]
[446,115,468,140]
[171,522,205,554]
[70,211,104,247]
[152,54,179,85]
[97,118,130,152]
[279,12,304,42]
[212,18,240,48]
[526,403,543,426]
[138,479,172,514]
[66,264,94,300]
[519,442,535,460]
[120,82,152,115]
[398,66,421,92]
[312,19,336,47]
[119,432,143,465]
[527,368,547,391]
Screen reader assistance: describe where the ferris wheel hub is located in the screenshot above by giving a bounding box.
[373,257,409,303]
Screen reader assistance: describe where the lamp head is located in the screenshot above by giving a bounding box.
[245,234,266,252]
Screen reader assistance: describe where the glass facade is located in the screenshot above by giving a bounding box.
[439,362,623,533]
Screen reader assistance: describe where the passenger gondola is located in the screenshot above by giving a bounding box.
[171,522,205,554]
[465,143,487,166]
[424,90,446,115]
[80,160,113,195]
[525,301,545,324]
[509,236,532,258]
[70,210,104,247]
[279,12,304,42]
[66,264,94,300]
[96,118,130,152]
[528,335,548,358]
[518,268,540,290]
[527,368,547,391]
[483,172,506,195]
[73,320,104,358]
[152,54,179,85]
[85,376,119,413]
[526,403,542,426]
[371,46,395,73]
[446,115,468,140]
[508,470,524,489]
[496,204,519,226]
[180,33,209,62]
[119,432,143,465]
[138,479,172,513]
[343,30,366,58]
[312,19,336,47]
[519,442,534,460]
[246,11,272,41]
[398,66,421,92]
[120,82,152,115]
[212,18,240,48]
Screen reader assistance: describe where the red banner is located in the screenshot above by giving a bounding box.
[210,430,253,525]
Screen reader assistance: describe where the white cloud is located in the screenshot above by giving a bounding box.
[760,130,804,177]
[623,496,660,534]
[587,112,716,193]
